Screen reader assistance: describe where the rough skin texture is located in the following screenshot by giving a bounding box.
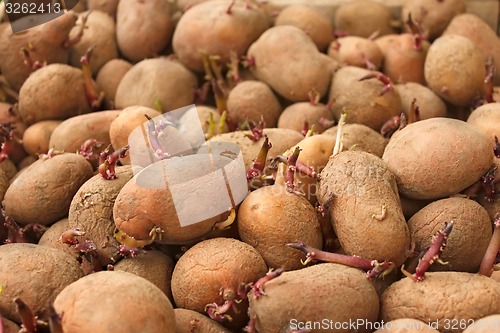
[381,272,500,333]
[171,238,267,330]
[277,102,335,134]
[174,308,231,333]
[54,271,176,333]
[3,153,94,225]
[323,123,387,158]
[38,218,75,257]
[395,83,447,120]
[318,150,410,266]
[408,197,492,273]
[0,317,21,333]
[382,118,493,200]
[0,243,83,323]
[248,263,380,333]
[238,185,323,270]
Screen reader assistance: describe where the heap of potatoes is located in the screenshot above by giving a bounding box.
[0,0,500,332]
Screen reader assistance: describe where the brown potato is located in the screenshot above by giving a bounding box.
[373,319,440,333]
[87,0,120,19]
[178,105,223,147]
[0,168,8,202]
[3,153,94,225]
[16,155,36,170]
[0,317,20,333]
[395,82,447,120]
[0,243,83,322]
[381,272,500,333]
[277,101,335,134]
[274,5,333,51]
[174,308,231,333]
[171,237,267,330]
[322,123,387,157]
[115,58,198,113]
[424,35,485,107]
[407,197,492,273]
[329,66,402,131]
[467,103,500,147]
[22,120,62,155]
[54,271,176,333]
[96,59,132,109]
[318,150,411,266]
[37,218,75,257]
[116,0,173,62]
[0,159,17,180]
[172,0,270,72]
[238,184,323,270]
[248,263,380,333]
[328,36,384,70]
[382,118,493,200]
[462,315,500,333]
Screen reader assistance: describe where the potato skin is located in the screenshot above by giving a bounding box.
[462,315,500,333]
[424,35,485,107]
[3,153,94,225]
[318,150,410,266]
[96,59,132,109]
[382,118,492,200]
[0,243,84,323]
[174,308,231,333]
[395,82,447,120]
[238,185,323,270]
[277,102,335,134]
[54,271,176,333]
[467,103,500,147]
[248,263,380,333]
[0,317,20,333]
[23,120,62,155]
[0,169,9,203]
[322,123,387,157]
[328,36,383,70]
[373,319,440,333]
[381,272,500,333]
[37,218,75,257]
[408,197,492,273]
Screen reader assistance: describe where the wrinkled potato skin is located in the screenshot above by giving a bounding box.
[116,0,173,62]
[238,185,323,270]
[248,263,380,333]
[424,35,485,107]
[173,0,270,72]
[322,123,387,157]
[174,308,231,333]
[274,5,333,51]
[96,59,132,109]
[381,272,500,333]
[3,153,94,225]
[395,82,447,120]
[277,102,335,134]
[318,151,410,266]
[374,319,440,333]
[408,198,492,272]
[23,120,62,155]
[329,66,402,131]
[467,103,500,147]
[382,118,492,200]
[18,64,92,125]
[0,243,84,323]
[54,271,176,333]
[328,36,383,70]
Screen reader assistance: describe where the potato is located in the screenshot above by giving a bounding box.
[318,150,411,266]
[462,315,500,333]
[248,25,335,102]
[227,80,282,127]
[329,66,402,131]
[0,159,17,180]
[172,0,270,72]
[114,250,174,302]
[328,36,384,70]
[248,263,380,333]
[424,35,485,107]
[492,270,500,283]
[0,103,27,164]
[178,105,222,147]
[18,64,93,125]
[54,271,176,333]
[175,308,231,333]
[0,317,20,333]
[475,158,500,222]
[68,166,134,266]
[443,13,500,85]
[402,0,465,40]
[87,0,120,19]
[116,0,173,62]
[395,82,447,120]
[22,120,62,155]
[376,33,430,85]
[0,243,83,322]
[3,153,94,225]
[69,10,118,75]
[238,184,323,270]
[16,155,36,170]
[115,58,198,113]
[171,238,267,330]
[277,101,335,134]
[467,103,500,147]
[334,0,395,38]
[322,123,387,157]
[49,110,120,157]
[0,12,77,91]
[0,168,8,202]
[109,106,161,165]
[373,319,440,333]
[37,218,75,257]
[96,59,132,109]
[274,5,333,51]
[407,197,492,272]
[381,272,500,333]
[382,118,493,200]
